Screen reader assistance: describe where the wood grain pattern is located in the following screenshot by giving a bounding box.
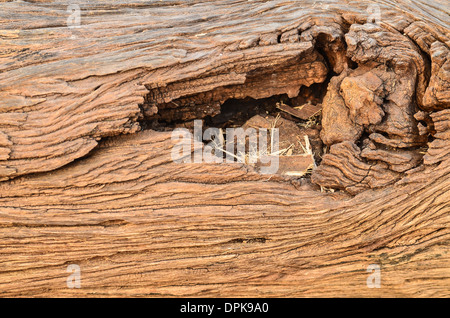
[0,0,449,297]
[0,130,448,297]
[1,0,448,180]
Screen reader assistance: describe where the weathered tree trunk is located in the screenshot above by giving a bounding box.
[0,0,448,297]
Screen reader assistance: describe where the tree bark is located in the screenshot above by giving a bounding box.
[0,0,448,297]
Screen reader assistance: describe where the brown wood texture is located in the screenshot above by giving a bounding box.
[0,0,449,297]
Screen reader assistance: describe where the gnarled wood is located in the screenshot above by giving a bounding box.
[0,0,449,297]
[0,130,448,297]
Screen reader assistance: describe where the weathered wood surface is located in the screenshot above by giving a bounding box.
[0,0,449,297]
[0,130,449,297]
